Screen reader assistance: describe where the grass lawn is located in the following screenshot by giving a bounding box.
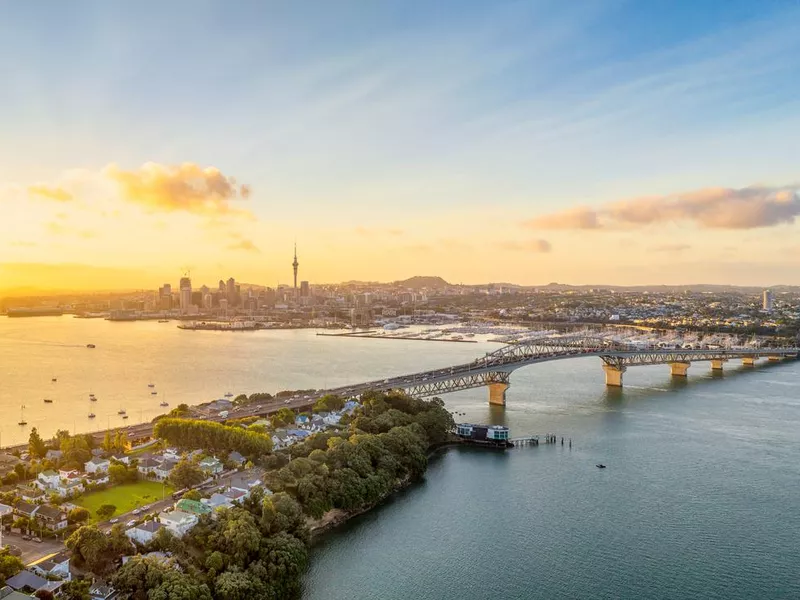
[76,481,174,522]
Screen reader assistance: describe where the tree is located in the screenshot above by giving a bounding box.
[28,427,48,459]
[169,460,206,490]
[96,504,116,520]
[214,570,256,600]
[13,463,27,480]
[2,472,18,485]
[12,517,30,535]
[60,579,91,600]
[0,551,25,585]
[65,525,114,575]
[109,463,137,485]
[270,408,295,429]
[35,590,55,600]
[68,507,90,525]
[102,431,113,452]
[182,489,202,501]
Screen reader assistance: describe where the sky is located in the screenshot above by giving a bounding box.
[2,0,800,291]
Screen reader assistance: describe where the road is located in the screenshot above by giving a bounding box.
[2,530,64,565]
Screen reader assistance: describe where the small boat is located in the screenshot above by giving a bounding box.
[596,464,606,469]
[90,396,98,402]
[51,377,57,382]
[158,319,169,323]
[88,413,96,419]
[151,391,157,395]
[43,398,53,404]
[18,405,27,426]
[147,383,155,388]
[117,409,126,415]
[160,401,169,407]
[86,344,96,349]
[122,415,129,420]
[224,392,234,398]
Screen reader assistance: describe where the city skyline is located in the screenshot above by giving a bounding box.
[2,1,800,290]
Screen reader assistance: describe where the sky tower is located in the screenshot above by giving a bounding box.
[292,243,299,297]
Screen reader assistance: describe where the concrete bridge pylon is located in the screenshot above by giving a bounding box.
[603,364,626,387]
[710,359,727,371]
[669,362,691,377]
[488,382,510,406]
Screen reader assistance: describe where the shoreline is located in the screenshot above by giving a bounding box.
[307,440,466,540]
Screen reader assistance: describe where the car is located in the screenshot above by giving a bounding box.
[5,545,22,557]
[21,535,31,541]
[32,537,42,543]
[284,399,291,404]
[126,520,136,527]
[133,509,142,515]
[110,518,119,524]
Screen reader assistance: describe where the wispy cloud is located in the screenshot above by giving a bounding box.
[104,163,252,218]
[527,184,800,230]
[28,185,73,202]
[226,233,259,253]
[497,239,552,253]
[46,222,96,238]
[650,243,691,253]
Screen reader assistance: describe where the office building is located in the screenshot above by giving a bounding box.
[227,278,236,306]
[763,289,774,312]
[179,277,192,314]
[300,281,310,297]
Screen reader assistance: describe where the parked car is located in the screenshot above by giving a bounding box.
[32,537,42,543]
[126,520,136,527]
[22,535,31,541]
[133,509,142,515]
[110,518,119,524]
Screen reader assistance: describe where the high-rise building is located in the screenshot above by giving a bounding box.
[227,278,236,306]
[292,244,299,298]
[218,280,225,294]
[179,277,192,314]
[763,289,774,312]
[300,281,310,297]
[203,293,213,310]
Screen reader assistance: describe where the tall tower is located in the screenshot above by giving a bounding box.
[292,243,299,298]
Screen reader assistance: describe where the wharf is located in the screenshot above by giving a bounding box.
[316,332,478,343]
[510,434,569,448]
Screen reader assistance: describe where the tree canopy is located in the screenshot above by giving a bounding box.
[154,419,272,458]
[169,460,206,490]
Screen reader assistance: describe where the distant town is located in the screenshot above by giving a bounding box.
[2,247,800,339]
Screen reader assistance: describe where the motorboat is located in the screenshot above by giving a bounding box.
[118,409,126,415]
[43,398,53,404]
[51,377,57,382]
[88,413,96,419]
[86,344,96,349]
[122,415,129,420]
[151,391,158,395]
[160,401,169,407]
[148,383,155,388]
[224,392,234,398]
[596,464,607,469]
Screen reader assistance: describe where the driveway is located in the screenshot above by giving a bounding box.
[2,530,64,565]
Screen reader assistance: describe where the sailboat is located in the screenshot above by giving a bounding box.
[118,407,127,415]
[18,405,27,426]
[160,392,169,408]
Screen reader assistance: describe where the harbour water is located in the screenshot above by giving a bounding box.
[2,317,799,598]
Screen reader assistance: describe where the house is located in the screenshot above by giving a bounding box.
[36,470,60,490]
[154,459,177,481]
[228,474,262,498]
[88,581,119,600]
[203,493,232,511]
[4,570,47,594]
[85,457,110,474]
[158,510,197,537]
[310,416,325,430]
[294,415,310,426]
[228,451,246,466]
[0,586,35,599]
[286,429,311,440]
[174,499,212,517]
[58,469,79,479]
[16,486,44,503]
[162,448,180,461]
[44,449,63,462]
[323,412,342,426]
[137,458,160,477]
[125,520,163,545]
[122,552,171,566]
[0,503,13,519]
[198,457,223,475]
[13,500,39,519]
[31,551,71,581]
[223,489,246,504]
[56,476,85,497]
[342,400,360,414]
[86,472,110,486]
[35,505,68,531]
[110,453,129,465]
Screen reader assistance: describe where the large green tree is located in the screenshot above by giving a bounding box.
[28,427,48,459]
[0,551,25,585]
[169,460,206,490]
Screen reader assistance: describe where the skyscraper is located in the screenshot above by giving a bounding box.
[292,243,299,298]
[227,277,236,306]
[763,289,774,312]
[179,276,192,314]
[300,281,309,297]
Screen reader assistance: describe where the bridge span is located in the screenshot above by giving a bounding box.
[322,336,800,406]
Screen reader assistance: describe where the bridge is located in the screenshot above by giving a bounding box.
[319,336,800,406]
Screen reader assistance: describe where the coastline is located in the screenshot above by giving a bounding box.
[307,440,465,539]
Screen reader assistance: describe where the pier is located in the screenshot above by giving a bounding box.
[316,332,478,343]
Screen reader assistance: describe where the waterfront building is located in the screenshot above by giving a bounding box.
[455,423,510,443]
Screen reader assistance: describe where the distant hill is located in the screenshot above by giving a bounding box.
[394,276,450,289]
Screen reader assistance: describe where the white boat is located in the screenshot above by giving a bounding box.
[224,392,234,398]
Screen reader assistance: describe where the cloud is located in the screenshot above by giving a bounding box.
[227,238,260,253]
[28,185,73,202]
[46,222,96,238]
[104,162,252,218]
[354,226,404,236]
[526,184,800,230]
[9,241,37,248]
[497,239,552,253]
[650,243,691,253]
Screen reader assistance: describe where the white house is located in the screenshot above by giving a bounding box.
[323,413,342,426]
[0,503,13,519]
[85,457,110,474]
[203,493,233,511]
[198,457,223,475]
[154,459,177,481]
[137,458,160,477]
[163,448,181,461]
[37,470,60,490]
[158,510,198,537]
[58,469,79,479]
[56,476,85,497]
[32,551,71,581]
[35,505,68,531]
[125,520,163,545]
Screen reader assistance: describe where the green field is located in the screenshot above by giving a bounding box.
[76,481,174,522]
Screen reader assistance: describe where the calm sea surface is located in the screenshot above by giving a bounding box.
[2,317,799,598]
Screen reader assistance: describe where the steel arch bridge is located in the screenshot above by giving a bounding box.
[322,335,800,406]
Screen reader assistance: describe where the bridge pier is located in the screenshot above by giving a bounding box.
[602,364,626,387]
[742,357,757,367]
[488,382,510,406]
[669,362,690,377]
[710,359,727,371]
